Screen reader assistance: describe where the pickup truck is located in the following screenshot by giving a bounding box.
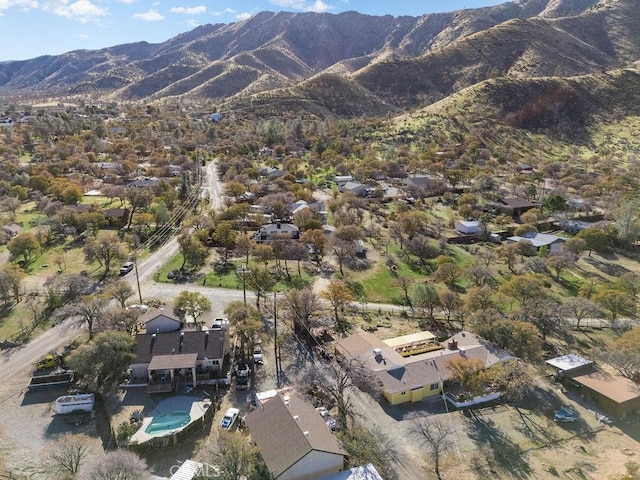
[252,345,263,365]
[236,363,249,390]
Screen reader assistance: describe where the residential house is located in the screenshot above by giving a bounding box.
[566,369,640,418]
[103,208,129,228]
[335,331,514,405]
[262,166,285,180]
[506,232,566,253]
[494,197,540,217]
[403,174,437,197]
[246,391,347,480]
[144,314,184,334]
[339,181,367,197]
[554,219,593,235]
[548,353,640,417]
[128,177,160,189]
[254,222,300,243]
[131,328,229,393]
[333,175,353,187]
[317,464,383,480]
[454,220,484,235]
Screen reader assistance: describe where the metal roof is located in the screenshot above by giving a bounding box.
[170,460,203,480]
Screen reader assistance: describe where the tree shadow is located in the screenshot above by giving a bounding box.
[583,256,629,277]
[463,409,533,478]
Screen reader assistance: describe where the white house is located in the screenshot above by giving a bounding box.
[246,391,347,480]
[454,220,483,235]
[506,232,566,253]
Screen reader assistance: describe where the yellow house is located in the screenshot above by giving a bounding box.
[336,331,512,406]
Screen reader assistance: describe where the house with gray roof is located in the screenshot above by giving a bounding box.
[506,232,566,253]
[246,391,347,480]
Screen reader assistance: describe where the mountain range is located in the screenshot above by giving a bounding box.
[0,0,639,120]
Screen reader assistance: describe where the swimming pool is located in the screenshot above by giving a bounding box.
[145,410,191,435]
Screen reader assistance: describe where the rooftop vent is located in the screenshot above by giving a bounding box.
[303,431,310,437]
[283,395,290,406]
[373,348,383,358]
[293,415,300,421]
[459,347,466,357]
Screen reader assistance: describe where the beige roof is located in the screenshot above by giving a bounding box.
[570,370,640,404]
[148,353,198,370]
[336,331,515,395]
[246,392,347,478]
[383,331,437,348]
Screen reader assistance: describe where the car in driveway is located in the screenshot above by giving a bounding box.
[219,407,240,430]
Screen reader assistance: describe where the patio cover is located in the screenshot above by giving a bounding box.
[148,353,198,370]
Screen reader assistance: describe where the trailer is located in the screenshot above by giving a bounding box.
[55,393,94,414]
[28,371,74,390]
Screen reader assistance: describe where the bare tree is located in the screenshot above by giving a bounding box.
[305,359,380,428]
[106,280,134,309]
[281,287,324,340]
[564,296,601,329]
[410,415,454,479]
[82,449,150,480]
[58,294,109,340]
[47,433,90,478]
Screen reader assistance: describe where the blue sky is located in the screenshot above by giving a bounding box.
[0,0,508,61]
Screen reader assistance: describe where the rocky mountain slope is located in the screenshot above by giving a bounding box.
[0,0,637,116]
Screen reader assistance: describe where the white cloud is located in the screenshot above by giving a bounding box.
[132,9,163,21]
[212,7,235,16]
[269,0,334,13]
[78,33,89,38]
[304,0,333,12]
[0,0,39,13]
[170,5,205,15]
[118,0,137,4]
[52,0,108,22]
[269,0,305,9]
[236,12,251,20]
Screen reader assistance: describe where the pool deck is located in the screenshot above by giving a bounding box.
[129,395,212,445]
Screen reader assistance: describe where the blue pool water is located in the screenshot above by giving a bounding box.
[145,410,191,435]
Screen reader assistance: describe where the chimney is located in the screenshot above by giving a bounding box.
[283,395,290,406]
[276,220,281,229]
[204,331,209,350]
[448,339,458,351]
[179,332,184,353]
[373,348,383,359]
[150,333,157,354]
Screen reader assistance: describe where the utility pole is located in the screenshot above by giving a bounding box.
[237,263,250,305]
[273,291,280,388]
[134,255,143,304]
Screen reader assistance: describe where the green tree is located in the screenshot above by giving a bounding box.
[66,331,135,393]
[212,221,237,264]
[106,280,135,309]
[0,264,25,305]
[576,227,611,256]
[154,201,170,226]
[224,301,263,361]
[7,231,40,264]
[173,290,212,325]
[475,319,541,361]
[83,232,127,275]
[593,288,635,324]
[212,431,265,480]
[177,230,208,271]
[321,280,354,332]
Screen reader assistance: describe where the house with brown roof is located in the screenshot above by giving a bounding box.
[335,331,514,405]
[561,365,640,418]
[494,197,540,217]
[246,391,347,480]
[131,328,229,393]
